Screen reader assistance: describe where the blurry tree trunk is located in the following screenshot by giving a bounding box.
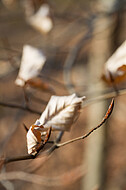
[104,1,126,190]
[81,2,116,189]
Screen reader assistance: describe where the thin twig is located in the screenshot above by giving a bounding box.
[2,131,64,165]
[0,101,41,115]
[3,154,35,165]
[0,86,124,114]
[3,142,45,165]
[46,131,64,154]
[57,98,114,148]
[82,87,126,107]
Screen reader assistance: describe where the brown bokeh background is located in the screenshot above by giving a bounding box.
[0,0,126,190]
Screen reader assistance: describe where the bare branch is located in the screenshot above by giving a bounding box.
[82,87,126,107]
[3,154,35,164]
[24,98,114,169]
[1,99,114,165]
[0,101,41,115]
[2,131,64,165]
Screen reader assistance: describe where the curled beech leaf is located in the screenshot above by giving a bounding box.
[39,93,86,131]
[26,125,46,155]
[27,4,53,34]
[15,45,46,87]
[27,93,85,155]
[102,40,126,84]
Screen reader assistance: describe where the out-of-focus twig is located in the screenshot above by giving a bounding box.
[39,74,65,89]
[0,101,41,115]
[82,87,125,107]
[63,15,94,94]
[0,164,86,186]
[0,85,124,114]
[63,11,118,95]
[0,165,14,190]
[0,46,20,54]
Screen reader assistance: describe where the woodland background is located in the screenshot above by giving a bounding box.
[0,0,126,190]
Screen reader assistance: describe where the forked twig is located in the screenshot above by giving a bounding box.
[2,131,64,165]
[1,99,114,165]
[57,98,114,147]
